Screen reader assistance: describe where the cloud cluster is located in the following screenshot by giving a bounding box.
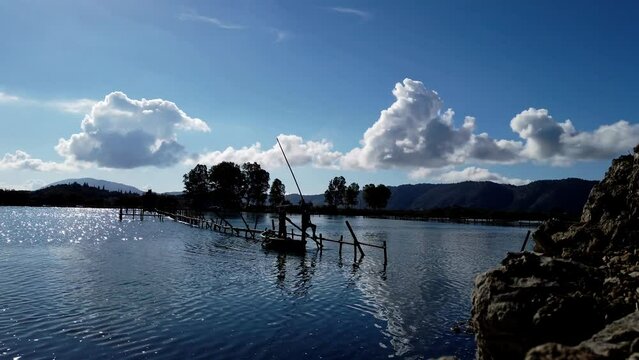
[192,134,342,169]
[0,150,75,172]
[2,79,637,182]
[342,79,638,170]
[341,79,517,169]
[55,91,209,169]
[511,108,639,164]
[184,79,637,184]
[409,166,530,186]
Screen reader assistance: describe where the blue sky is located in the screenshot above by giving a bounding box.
[1,0,638,194]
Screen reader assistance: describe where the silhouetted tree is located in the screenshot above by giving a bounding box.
[363,184,392,209]
[183,164,210,210]
[345,182,360,208]
[324,176,347,207]
[209,161,245,209]
[242,162,270,207]
[269,178,286,207]
[142,189,158,210]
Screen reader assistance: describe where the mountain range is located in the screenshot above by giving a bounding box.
[287,178,598,216]
[42,177,598,216]
[43,178,144,194]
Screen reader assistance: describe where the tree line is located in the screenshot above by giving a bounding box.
[323,176,391,209]
[183,161,285,210]
[0,183,180,209]
[183,162,392,211]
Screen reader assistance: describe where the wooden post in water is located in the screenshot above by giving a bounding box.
[239,213,251,239]
[319,233,323,252]
[345,220,365,259]
[520,230,532,252]
[119,207,123,221]
[339,235,343,256]
[141,209,144,221]
[383,241,388,266]
[272,219,275,231]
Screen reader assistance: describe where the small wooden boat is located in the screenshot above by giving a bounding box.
[261,230,306,253]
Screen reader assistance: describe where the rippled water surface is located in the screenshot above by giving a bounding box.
[0,207,533,359]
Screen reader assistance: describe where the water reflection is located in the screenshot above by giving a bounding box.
[270,250,320,298]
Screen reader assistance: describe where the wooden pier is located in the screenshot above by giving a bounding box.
[121,208,387,265]
[119,208,165,222]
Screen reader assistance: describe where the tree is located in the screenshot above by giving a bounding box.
[269,178,286,207]
[242,162,270,207]
[363,184,392,209]
[324,176,347,207]
[142,189,158,210]
[345,182,360,208]
[183,164,210,209]
[209,161,245,209]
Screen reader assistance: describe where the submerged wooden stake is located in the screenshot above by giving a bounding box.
[383,241,387,266]
[520,230,532,252]
[345,220,365,259]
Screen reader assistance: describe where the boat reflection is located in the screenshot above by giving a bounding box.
[271,249,319,298]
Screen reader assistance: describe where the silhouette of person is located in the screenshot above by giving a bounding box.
[300,203,316,242]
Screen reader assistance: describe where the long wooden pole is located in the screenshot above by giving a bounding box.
[276,137,305,205]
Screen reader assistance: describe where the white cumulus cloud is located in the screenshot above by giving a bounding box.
[341,79,520,170]
[409,166,530,186]
[341,79,638,171]
[510,108,639,164]
[435,167,530,185]
[191,134,342,169]
[55,91,210,169]
[0,150,76,172]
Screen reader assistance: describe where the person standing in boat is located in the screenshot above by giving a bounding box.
[301,203,316,242]
[278,206,287,238]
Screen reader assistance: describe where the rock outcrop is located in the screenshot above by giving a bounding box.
[526,311,639,360]
[471,145,639,359]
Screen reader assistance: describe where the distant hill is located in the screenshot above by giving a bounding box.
[287,178,598,216]
[44,178,144,195]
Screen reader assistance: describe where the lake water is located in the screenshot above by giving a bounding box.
[0,207,533,359]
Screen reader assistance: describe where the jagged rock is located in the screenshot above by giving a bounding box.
[471,252,606,359]
[472,145,639,359]
[525,311,639,359]
[533,151,639,260]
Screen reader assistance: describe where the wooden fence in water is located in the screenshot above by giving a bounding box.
[119,208,387,265]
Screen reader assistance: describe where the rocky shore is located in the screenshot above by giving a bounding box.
[470,146,639,359]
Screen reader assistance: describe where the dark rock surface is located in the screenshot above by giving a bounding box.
[526,311,639,359]
[471,146,639,359]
